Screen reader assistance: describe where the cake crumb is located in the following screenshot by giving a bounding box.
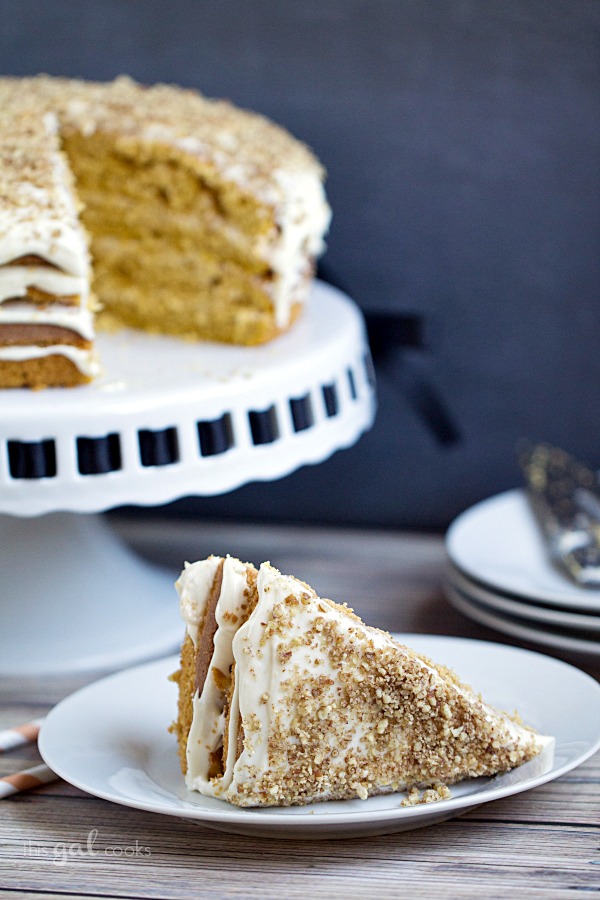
[401,784,452,807]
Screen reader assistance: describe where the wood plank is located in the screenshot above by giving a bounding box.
[1,802,599,898]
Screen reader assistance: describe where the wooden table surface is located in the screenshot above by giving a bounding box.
[1,519,599,899]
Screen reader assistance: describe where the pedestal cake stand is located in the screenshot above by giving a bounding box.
[0,282,375,675]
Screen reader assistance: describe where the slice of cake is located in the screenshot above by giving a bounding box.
[0,93,99,388]
[171,556,550,807]
[0,75,331,389]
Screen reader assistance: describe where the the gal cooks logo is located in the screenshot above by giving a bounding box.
[23,829,152,866]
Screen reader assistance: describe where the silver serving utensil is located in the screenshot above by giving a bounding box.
[519,442,600,588]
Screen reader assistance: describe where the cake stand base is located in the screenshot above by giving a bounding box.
[0,513,181,676]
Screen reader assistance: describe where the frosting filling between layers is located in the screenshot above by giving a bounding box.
[0,297,97,378]
[0,266,87,304]
[177,556,256,795]
[176,556,222,648]
[0,301,94,339]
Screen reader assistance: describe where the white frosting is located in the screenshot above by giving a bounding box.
[0,266,87,304]
[0,162,90,278]
[175,556,222,647]
[261,170,331,328]
[184,556,251,795]
[0,111,90,276]
[226,565,382,798]
[0,343,100,377]
[0,300,94,340]
[228,566,546,801]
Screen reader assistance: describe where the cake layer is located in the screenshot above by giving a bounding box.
[0,350,96,387]
[60,130,276,241]
[5,255,60,267]
[0,301,94,338]
[0,324,90,347]
[77,191,272,276]
[91,239,305,344]
[0,265,86,305]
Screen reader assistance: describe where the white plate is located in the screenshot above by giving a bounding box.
[38,637,600,839]
[445,584,600,658]
[447,564,600,633]
[446,489,600,613]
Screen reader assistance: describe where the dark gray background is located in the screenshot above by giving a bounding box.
[3,0,599,529]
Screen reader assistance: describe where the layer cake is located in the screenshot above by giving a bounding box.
[0,76,331,388]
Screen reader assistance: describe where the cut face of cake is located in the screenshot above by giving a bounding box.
[0,75,330,387]
[171,557,551,808]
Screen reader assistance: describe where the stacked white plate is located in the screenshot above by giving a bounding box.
[445,489,600,658]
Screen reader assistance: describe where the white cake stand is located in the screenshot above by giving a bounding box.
[0,282,375,675]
